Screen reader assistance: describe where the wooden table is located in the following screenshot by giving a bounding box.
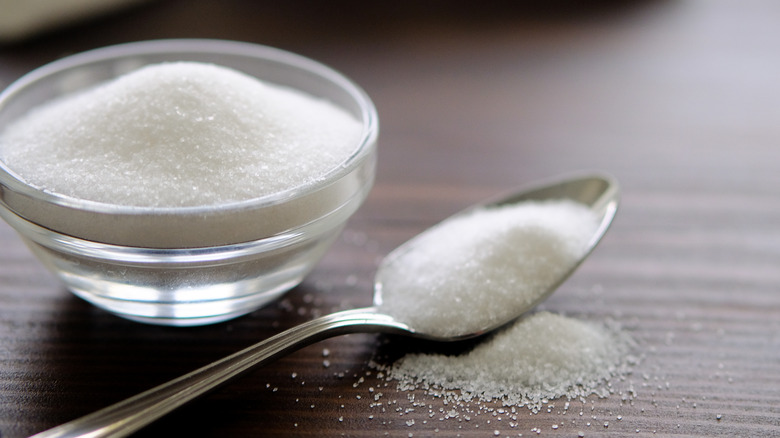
[2,1,779,436]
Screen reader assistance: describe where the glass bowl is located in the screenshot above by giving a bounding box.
[0,39,378,326]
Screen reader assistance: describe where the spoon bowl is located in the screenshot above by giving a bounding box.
[373,173,619,341]
[32,173,619,438]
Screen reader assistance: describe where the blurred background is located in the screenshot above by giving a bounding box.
[2,1,780,436]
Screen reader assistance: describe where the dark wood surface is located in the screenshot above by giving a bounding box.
[2,1,779,436]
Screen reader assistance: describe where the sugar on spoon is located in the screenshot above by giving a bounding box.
[31,173,619,438]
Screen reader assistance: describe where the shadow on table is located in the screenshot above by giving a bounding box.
[16,279,381,437]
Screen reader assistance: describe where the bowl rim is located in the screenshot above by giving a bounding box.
[0,38,379,219]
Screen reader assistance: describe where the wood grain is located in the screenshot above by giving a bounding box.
[1,1,779,436]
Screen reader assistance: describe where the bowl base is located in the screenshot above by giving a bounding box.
[68,276,301,326]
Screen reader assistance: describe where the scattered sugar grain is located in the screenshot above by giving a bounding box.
[0,62,362,207]
[376,200,600,337]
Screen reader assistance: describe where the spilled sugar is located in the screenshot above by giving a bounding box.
[275,265,647,435]
[0,62,362,207]
[379,311,635,412]
[376,199,601,338]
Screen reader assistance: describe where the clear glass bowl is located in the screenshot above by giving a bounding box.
[0,39,378,326]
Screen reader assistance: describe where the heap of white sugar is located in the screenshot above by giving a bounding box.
[381,311,633,412]
[0,62,362,207]
[376,199,601,338]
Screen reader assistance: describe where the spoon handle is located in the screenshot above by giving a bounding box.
[30,307,409,438]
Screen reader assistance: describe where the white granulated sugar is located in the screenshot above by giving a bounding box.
[382,311,633,411]
[0,62,362,207]
[376,199,600,338]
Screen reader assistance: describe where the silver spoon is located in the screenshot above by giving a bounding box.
[31,173,619,438]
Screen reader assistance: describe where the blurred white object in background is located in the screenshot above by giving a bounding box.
[0,0,151,42]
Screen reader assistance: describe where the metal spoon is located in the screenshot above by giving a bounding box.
[31,173,619,438]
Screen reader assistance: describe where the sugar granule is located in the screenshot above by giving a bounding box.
[0,62,362,207]
[376,199,600,337]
